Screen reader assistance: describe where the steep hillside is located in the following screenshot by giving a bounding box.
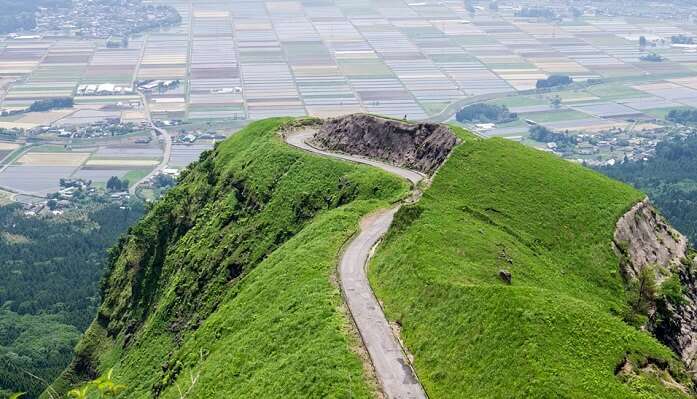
[370,131,695,398]
[48,116,697,399]
[47,118,408,397]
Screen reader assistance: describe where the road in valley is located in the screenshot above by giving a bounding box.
[286,129,427,399]
[130,92,172,195]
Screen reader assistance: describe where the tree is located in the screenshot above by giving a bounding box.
[631,267,657,316]
[550,95,562,109]
[536,75,572,89]
[455,103,518,123]
[47,199,57,210]
[106,176,128,192]
[28,97,73,112]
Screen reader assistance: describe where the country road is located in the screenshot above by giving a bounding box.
[130,92,172,195]
[286,129,427,399]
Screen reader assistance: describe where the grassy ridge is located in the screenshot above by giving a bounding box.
[370,131,690,398]
[48,118,408,398]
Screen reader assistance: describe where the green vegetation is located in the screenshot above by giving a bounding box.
[666,108,697,124]
[536,74,572,89]
[0,0,69,34]
[370,131,691,398]
[0,202,144,398]
[528,124,576,152]
[105,176,129,192]
[671,35,694,45]
[28,98,74,113]
[48,118,408,398]
[599,134,697,243]
[640,53,665,62]
[515,6,556,19]
[455,103,517,124]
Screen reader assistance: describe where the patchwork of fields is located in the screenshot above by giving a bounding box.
[4,0,697,196]
[4,0,697,123]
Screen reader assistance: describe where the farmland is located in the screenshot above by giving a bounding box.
[4,0,697,196]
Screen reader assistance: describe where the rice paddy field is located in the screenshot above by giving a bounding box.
[3,0,697,124]
[0,142,161,196]
[5,0,697,194]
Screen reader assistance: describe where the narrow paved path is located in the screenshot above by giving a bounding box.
[286,129,427,399]
[130,91,172,195]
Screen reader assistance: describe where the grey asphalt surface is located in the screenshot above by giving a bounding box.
[286,129,427,399]
[130,92,172,195]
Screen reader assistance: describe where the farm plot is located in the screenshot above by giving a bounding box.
[169,144,213,167]
[16,152,90,166]
[85,159,159,167]
[0,165,77,195]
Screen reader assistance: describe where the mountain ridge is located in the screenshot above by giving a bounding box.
[47,115,697,398]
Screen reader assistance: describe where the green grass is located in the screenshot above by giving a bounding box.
[122,169,153,187]
[520,109,591,123]
[369,132,691,398]
[643,107,684,120]
[48,118,409,398]
[488,95,548,108]
[585,82,650,101]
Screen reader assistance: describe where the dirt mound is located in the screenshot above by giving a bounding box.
[311,114,459,175]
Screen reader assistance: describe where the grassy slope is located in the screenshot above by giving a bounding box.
[48,118,408,398]
[370,130,691,398]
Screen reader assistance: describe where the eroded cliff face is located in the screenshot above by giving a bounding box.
[614,199,687,283]
[614,199,697,374]
[311,114,459,175]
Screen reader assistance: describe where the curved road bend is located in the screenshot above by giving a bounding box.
[286,129,427,399]
[130,92,173,195]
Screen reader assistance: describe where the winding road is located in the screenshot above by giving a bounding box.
[286,129,427,399]
[129,91,172,195]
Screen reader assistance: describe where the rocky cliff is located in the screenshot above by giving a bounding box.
[614,198,697,375]
[311,114,459,175]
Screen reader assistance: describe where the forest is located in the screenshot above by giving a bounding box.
[455,103,518,124]
[0,201,144,398]
[0,0,70,34]
[599,133,697,243]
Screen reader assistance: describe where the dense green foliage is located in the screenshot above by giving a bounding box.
[105,177,129,192]
[666,108,697,124]
[671,35,694,44]
[528,124,576,151]
[0,0,69,34]
[515,6,556,19]
[28,98,73,113]
[599,134,697,243]
[370,130,691,398]
[0,310,79,399]
[48,118,408,398]
[536,74,572,89]
[640,53,665,62]
[455,103,517,124]
[0,203,144,398]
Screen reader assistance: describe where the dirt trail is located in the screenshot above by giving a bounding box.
[286,128,427,399]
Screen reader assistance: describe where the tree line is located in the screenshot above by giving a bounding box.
[598,134,697,243]
[0,202,144,397]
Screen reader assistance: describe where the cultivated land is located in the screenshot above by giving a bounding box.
[5,0,697,124]
[5,1,697,195]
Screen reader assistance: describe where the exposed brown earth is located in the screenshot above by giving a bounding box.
[311,114,459,175]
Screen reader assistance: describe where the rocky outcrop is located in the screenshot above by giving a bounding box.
[614,199,687,283]
[311,114,459,175]
[614,198,697,375]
